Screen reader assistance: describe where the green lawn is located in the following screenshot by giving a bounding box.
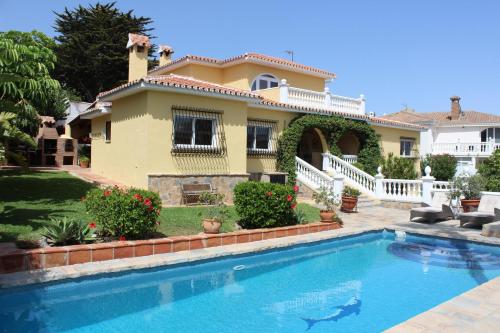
[0,170,320,242]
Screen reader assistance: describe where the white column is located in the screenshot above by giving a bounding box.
[421,165,435,205]
[324,87,332,107]
[322,153,330,171]
[279,79,289,103]
[359,94,366,115]
[375,166,385,198]
[333,171,344,198]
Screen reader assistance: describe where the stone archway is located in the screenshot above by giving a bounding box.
[337,132,361,155]
[297,128,327,169]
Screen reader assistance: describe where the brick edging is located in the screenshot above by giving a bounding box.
[0,222,341,274]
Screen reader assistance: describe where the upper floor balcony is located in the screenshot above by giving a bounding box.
[257,79,366,116]
[431,140,500,157]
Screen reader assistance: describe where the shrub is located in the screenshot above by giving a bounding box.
[421,154,457,181]
[313,186,340,211]
[478,150,500,192]
[42,217,95,246]
[84,187,162,239]
[343,186,361,198]
[233,181,297,229]
[199,192,229,222]
[450,174,487,200]
[381,153,417,179]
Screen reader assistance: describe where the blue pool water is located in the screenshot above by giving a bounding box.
[1,231,500,333]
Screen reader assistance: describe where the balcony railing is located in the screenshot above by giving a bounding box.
[279,80,366,116]
[431,142,500,156]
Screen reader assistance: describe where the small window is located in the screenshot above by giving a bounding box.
[173,115,215,148]
[250,74,279,91]
[105,121,111,142]
[247,122,273,153]
[400,138,415,157]
[480,127,500,143]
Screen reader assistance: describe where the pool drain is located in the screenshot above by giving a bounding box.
[233,265,246,271]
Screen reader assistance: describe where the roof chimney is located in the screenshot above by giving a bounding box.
[158,45,174,67]
[450,96,461,120]
[126,33,151,82]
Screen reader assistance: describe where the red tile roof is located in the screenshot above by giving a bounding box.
[97,74,260,99]
[149,52,335,79]
[127,33,151,49]
[381,109,500,126]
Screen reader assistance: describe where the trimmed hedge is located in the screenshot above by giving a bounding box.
[84,187,162,240]
[381,152,417,179]
[233,181,297,229]
[277,114,382,183]
[478,150,500,192]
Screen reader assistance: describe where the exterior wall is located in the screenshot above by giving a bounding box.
[91,93,149,188]
[256,87,280,101]
[246,107,297,174]
[373,125,421,161]
[434,126,483,143]
[161,62,326,93]
[92,90,249,190]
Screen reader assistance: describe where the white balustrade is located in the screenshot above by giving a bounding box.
[380,179,423,202]
[432,142,500,156]
[322,153,375,193]
[432,181,452,191]
[342,155,358,164]
[295,156,334,191]
[282,84,365,116]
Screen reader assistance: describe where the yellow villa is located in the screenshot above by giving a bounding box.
[71,33,424,205]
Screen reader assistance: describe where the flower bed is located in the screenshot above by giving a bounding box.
[0,222,342,274]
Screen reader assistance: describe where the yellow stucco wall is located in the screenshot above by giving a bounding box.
[373,125,421,169]
[257,87,280,101]
[159,62,326,93]
[91,91,249,188]
[128,47,148,82]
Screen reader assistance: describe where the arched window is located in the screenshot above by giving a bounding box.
[480,127,500,143]
[251,74,279,91]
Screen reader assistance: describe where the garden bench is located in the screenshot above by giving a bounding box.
[181,182,216,205]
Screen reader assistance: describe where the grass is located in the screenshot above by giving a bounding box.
[0,170,320,242]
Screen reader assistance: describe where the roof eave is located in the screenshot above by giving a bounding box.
[99,81,259,103]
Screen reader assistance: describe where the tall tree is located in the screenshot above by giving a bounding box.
[53,2,154,102]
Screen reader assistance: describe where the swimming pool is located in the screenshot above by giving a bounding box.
[1,231,499,333]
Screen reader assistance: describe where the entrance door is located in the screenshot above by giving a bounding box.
[297,129,324,169]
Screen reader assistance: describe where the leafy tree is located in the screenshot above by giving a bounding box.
[478,150,500,192]
[0,30,61,163]
[381,153,418,179]
[53,2,154,101]
[420,154,457,181]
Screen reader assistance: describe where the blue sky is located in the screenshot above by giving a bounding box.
[1,0,499,116]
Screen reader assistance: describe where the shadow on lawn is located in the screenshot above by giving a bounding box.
[0,171,96,242]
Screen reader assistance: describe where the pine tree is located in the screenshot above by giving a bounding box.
[53,2,154,102]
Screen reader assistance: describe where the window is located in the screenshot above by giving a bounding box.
[173,115,216,148]
[247,120,277,155]
[400,138,415,157]
[251,74,279,91]
[105,121,111,142]
[481,127,500,143]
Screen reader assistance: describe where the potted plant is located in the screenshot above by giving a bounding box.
[312,187,340,222]
[199,192,228,234]
[79,155,90,168]
[341,186,361,213]
[449,174,486,212]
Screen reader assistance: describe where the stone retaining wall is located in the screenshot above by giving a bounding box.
[0,222,341,274]
[148,174,249,205]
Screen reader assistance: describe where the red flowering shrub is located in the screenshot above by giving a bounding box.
[233,181,297,229]
[84,187,162,239]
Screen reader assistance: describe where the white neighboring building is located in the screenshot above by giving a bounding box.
[381,96,500,174]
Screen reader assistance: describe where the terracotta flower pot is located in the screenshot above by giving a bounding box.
[461,199,480,213]
[80,160,89,168]
[341,195,358,213]
[202,218,222,234]
[319,210,336,222]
